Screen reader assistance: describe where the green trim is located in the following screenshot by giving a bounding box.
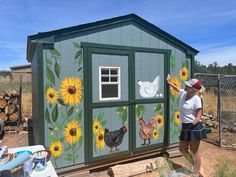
[165,51,171,146]
[27,14,198,61]
[83,46,90,163]
[38,44,45,145]
[92,101,130,108]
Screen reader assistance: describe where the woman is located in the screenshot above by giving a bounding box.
[167,74,206,177]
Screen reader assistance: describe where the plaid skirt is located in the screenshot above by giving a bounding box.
[180,122,207,141]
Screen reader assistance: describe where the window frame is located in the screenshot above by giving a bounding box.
[99,66,121,101]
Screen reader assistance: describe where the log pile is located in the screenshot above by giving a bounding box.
[0,90,20,122]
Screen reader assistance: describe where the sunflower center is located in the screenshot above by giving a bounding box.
[177,115,180,119]
[182,71,186,76]
[95,125,98,129]
[49,93,54,98]
[69,128,77,136]
[68,86,76,94]
[98,134,103,140]
[158,119,162,123]
[154,132,157,136]
[54,146,59,151]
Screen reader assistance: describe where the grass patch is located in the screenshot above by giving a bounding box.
[215,159,236,177]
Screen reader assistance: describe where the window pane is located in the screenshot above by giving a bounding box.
[101,77,109,82]
[110,69,118,75]
[102,84,118,98]
[111,77,118,82]
[101,69,109,75]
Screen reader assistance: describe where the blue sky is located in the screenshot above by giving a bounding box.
[0,0,236,70]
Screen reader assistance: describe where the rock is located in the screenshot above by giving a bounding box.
[229,127,236,133]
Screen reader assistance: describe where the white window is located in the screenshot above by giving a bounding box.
[99,66,121,101]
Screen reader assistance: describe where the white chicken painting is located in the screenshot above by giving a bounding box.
[137,75,163,98]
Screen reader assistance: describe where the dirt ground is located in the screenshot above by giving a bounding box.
[2,131,236,177]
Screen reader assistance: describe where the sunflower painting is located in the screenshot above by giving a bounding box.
[179,67,189,81]
[49,141,63,158]
[174,111,181,125]
[61,77,83,106]
[152,129,159,140]
[156,114,164,128]
[93,119,102,135]
[169,76,181,97]
[64,120,82,144]
[46,88,58,104]
[96,129,105,150]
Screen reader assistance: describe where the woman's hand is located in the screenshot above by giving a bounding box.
[166,74,171,85]
[192,118,200,125]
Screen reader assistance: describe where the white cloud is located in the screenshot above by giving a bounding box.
[196,45,236,66]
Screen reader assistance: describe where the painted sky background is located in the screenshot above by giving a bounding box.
[0,0,236,70]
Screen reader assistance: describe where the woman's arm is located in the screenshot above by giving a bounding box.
[192,108,202,125]
[166,74,181,92]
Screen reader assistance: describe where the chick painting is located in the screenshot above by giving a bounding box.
[104,126,127,152]
[137,75,163,98]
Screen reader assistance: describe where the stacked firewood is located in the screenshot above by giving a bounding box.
[0,90,20,122]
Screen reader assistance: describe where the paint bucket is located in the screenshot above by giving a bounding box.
[33,151,47,172]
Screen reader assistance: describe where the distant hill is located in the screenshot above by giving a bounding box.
[194,60,236,75]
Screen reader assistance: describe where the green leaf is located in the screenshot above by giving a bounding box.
[59,137,65,142]
[154,104,162,112]
[139,104,147,112]
[51,104,58,122]
[182,62,186,67]
[101,120,107,127]
[64,146,71,151]
[78,136,83,149]
[77,67,82,73]
[73,42,81,49]
[46,66,55,85]
[186,59,190,69]
[54,62,60,79]
[116,107,124,113]
[121,109,127,123]
[97,113,104,121]
[46,59,53,65]
[76,110,82,121]
[48,135,57,142]
[57,99,65,106]
[78,54,83,66]
[136,106,140,119]
[176,97,180,106]
[75,49,82,59]
[170,55,176,72]
[65,156,73,161]
[49,49,61,57]
[45,109,52,124]
[67,107,74,117]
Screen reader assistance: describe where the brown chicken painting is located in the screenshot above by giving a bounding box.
[138,116,158,145]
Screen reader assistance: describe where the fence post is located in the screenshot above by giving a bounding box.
[217,74,222,147]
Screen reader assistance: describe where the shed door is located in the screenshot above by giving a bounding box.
[134,52,167,152]
[83,44,169,163]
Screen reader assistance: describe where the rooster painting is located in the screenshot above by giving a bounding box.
[137,75,163,98]
[138,116,158,145]
[104,126,127,152]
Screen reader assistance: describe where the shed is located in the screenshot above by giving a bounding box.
[26,14,198,172]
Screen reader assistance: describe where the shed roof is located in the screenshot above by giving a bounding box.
[27,13,198,62]
[10,64,31,70]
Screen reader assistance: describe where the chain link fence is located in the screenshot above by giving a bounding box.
[0,71,32,133]
[195,73,236,149]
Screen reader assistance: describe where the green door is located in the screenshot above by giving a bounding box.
[82,43,170,163]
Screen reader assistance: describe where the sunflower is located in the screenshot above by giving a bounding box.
[61,77,83,106]
[46,88,58,104]
[156,114,164,128]
[64,120,82,144]
[169,76,181,97]
[152,129,159,140]
[93,119,102,135]
[179,67,189,81]
[96,129,105,149]
[174,111,181,125]
[49,141,63,158]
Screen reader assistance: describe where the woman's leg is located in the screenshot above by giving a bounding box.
[190,140,201,176]
[179,140,190,158]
